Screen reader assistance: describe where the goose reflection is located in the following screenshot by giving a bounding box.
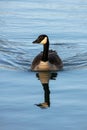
[35,71,58,108]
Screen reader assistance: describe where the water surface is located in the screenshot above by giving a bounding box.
[0,0,87,130]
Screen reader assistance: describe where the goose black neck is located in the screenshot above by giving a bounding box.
[42,41,49,62]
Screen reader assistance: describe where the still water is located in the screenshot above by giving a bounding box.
[0,0,87,130]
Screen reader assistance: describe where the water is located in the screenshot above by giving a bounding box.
[0,0,87,130]
[0,0,87,70]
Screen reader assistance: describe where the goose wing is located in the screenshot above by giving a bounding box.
[31,52,43,70]
[48,50,63,68]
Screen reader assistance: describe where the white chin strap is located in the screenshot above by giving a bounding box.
[41,37,47,44]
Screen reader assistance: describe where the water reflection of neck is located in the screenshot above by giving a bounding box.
[42,83,50,107]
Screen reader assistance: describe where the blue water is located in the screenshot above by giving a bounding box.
[0,0,87,130]
[0,0,87,70]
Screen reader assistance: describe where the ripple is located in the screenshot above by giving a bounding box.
[63,52,87,70]
[0,39,31,70]
[0,39,87,71]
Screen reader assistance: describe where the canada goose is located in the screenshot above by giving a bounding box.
[31,34,63,71]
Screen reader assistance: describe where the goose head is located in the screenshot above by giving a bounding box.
[33,34,49,45]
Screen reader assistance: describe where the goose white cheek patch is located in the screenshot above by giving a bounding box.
[41,37,47,44]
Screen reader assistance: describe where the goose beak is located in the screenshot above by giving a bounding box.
[33,39,39,44]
